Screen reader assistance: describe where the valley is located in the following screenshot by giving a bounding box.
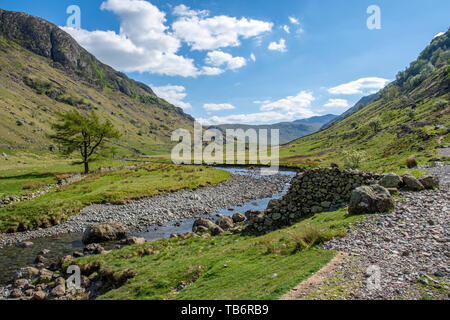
[0,6,448,303]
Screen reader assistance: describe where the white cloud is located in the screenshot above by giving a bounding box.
[268,38,287,52]
[283,25,290,34]
[172,7,273,51]
[260,91,315,113]
[250,53,256,62]
[62,0,264,77]
[199,91,317,125]
[434,32,445,39]
[328,77,390,95]
[62,0,198,77]
[203,103,236,111]
[205,51,247,70]
[152,85,192,110]
[173,4,208,18]
[324,99,349,109]
[289,17,300,25]
[254,99,271,104]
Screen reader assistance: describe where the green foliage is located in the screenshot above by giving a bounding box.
[343,150,365,169]
[406,108,416,120]
[433,99,448,111]
[368,117,382,133]
[47,111,120,173]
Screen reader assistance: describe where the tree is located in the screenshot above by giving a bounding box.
[48,111,120,174]
[368,117,382,133]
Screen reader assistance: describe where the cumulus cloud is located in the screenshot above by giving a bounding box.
[324,98,349,109]
[289,17,300,24]
[268,38,287,52]
[205,51,247,70]
[283,25,290,34]
[152,85,192,110]
[203,103,236,111]
[199,91,317,125]
[172,6,273,51]
[328,77,390,95]
[62,0,263,77]
[250,53,256,62]
[62,0,198,77]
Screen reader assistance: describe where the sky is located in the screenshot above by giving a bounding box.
[0,0,449,125]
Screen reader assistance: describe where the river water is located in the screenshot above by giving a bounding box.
[0,167,296,285]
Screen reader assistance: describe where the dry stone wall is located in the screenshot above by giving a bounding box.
[246,167,381,232]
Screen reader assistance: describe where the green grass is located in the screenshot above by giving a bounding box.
[66,208,367,300]
[0,163,231,233]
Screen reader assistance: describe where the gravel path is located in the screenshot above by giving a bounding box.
[0,170,293,247]
[320,163,449,300]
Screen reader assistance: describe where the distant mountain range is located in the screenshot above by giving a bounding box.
[207,114,337,145]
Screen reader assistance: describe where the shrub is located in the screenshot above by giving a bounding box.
[432,99,447,111]
[406,109,416,120]
[343,150,365,169]
[368,117,382,133]
[407,156,418,168]
[15,120,23,126]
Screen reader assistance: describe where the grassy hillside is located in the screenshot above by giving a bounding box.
[0,9,195,156]
[281,30,450,172]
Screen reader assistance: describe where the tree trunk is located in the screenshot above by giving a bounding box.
[84,160,89,174]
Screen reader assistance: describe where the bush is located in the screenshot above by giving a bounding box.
[368,117,382,133]
[406,109,416,120]
[407,156,418,168]
[343,150,365,169]
[432,99,447,111]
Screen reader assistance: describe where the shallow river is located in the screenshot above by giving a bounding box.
[0,167,296,285]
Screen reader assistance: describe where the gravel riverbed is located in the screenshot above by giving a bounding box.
[0,169,293,248]
[322,163,449,300]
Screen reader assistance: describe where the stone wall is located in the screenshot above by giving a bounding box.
[246,167,381,233]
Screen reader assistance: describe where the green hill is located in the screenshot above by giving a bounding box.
[281,29,450,172]
[0,9,194,156]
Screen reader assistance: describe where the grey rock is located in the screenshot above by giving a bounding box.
[402,174,425,191]
[82,222,128,244]
[379,173,402,189]
[348,185,395,215]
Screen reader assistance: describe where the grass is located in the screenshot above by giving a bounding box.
[0,163,231,233]
[0,148,154,198]
[65,208,367,300]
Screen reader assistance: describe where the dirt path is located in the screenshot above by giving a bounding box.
[280,252,349,300]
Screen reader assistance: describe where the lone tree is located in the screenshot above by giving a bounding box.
[48,111,120,174]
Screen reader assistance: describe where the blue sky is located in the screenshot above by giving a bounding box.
[1,0,449,124]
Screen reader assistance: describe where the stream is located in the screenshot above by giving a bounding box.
[0,167,296,285]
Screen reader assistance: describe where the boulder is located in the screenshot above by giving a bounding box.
[217,215,234,231]
[379,173,402,189]
[51,284,66,297]
[15,267,39,280]
[348,185,395,215]
[82,222,128,244]
[125,237,146,245]
[418,175,439,190]
[19,241,34,248]
[402,174,425,191]
[192,218,224,235]
[32,290,46,300]
[232,212,245,223]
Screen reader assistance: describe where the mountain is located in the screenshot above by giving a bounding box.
[208,114,338,145]
[0,9,194,155]
[281,29,450,172]
[320,94,378,130]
